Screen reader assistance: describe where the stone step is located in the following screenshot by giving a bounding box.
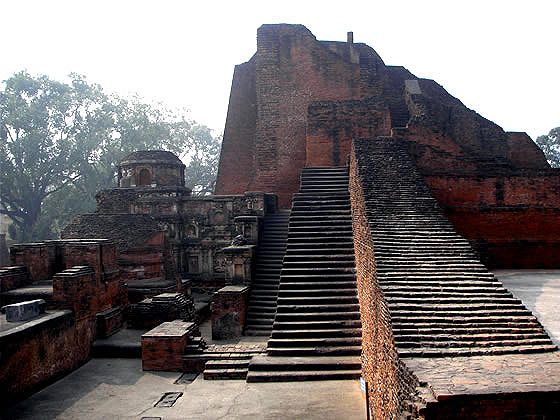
[393,326,547,335]
[246,312,274,328]
[268,337,362,348]
[244,327,273,336]
[397,344,558,358]
[277,296,358,305]
[394,332,550,343]
[278,288,358,297]
[246,369,361,382]
[204,368,247,380]
[205,358,250,369]
[286,240,354,247]
[248,305,276,313]
[286,235,353,241]
[283,248,354,256]
[274,311,361,321]
[282,260,355,268]
[277,303,360,313]
[279,281,357,290]
[292,204,351,212]
[266,346,361,357]
[271,328,362,338]
[280,268,355,276]
[387,296,518,305]
[390,307,533,316]
[273,319,362,330]
[391,315,540,325]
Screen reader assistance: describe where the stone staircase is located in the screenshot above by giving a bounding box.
[354,137,557,357]
[201,344,266,380]
[247,166,362,382]
[244,210,290,336]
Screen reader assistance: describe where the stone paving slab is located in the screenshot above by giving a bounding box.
[405,351,560,400]
[496,269,560,346]
[1,358,366,420]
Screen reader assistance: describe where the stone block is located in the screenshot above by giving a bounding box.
[2,299,46,322]
[141,320,195,371]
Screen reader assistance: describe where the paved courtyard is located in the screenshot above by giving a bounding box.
[495,269,560,346]
[2,270,559,419]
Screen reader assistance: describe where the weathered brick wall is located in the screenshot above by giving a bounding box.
[0,266,29,292]
[306,98,391,167]
[10,242,57,283]
[506,132,550,169]
[0,311,94,406]
[255,25,366,207]
[421,392,560,420]
[425,174,560,267]
[215,58,257,195]
[349,144,418,419]
[52,266,126,320]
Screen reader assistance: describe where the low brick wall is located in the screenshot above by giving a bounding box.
[0,311,94,405]
[0,266,29,293]
[349,144,418,419]
[141,320,195,371]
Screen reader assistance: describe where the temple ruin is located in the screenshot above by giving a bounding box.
[2,24,560,419]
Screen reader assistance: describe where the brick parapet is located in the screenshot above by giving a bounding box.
[9,242,57,283]
[349,143,418,419]
[0,310,94,405]
[0,266,29,293]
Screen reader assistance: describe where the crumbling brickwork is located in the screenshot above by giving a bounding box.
[215,24,560,266]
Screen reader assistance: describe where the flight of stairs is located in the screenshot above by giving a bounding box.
[244,210,290,336]
[247,166,362,382]
[354,137,557,357]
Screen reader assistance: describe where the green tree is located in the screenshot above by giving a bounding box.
[535,127,560,168]
[184,125,222,195]
[0,71,221,241]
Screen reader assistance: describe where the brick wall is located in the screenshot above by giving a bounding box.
[506,132,550,169]
[215,58,257,195]
[306,98,391,167]
[0,311,94,406]
[10,242,58,283]
[349,143,418,419]
[52,265,126,321]
[421,392,560,420]
[425,174,560,267]
[0,266,29,293]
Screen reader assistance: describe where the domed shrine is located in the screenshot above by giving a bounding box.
[118,150,186,188]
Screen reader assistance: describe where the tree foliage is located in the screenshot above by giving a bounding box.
[535,127,560,168]
[0,71,221,241]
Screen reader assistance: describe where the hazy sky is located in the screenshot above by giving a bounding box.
[1,0,558,139]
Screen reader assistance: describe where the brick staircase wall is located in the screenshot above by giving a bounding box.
[349,143,418,420]
[349,137,558,419]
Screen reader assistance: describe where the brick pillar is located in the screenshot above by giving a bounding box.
[211,285,249,340]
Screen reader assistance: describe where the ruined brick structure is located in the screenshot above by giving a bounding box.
[216,24,560,268]
[215,24,560,418]
[0,239,127,403]
[2,23,560,419]
[62,150,278,296]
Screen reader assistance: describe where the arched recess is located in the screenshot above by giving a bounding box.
[137,168,152,185]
